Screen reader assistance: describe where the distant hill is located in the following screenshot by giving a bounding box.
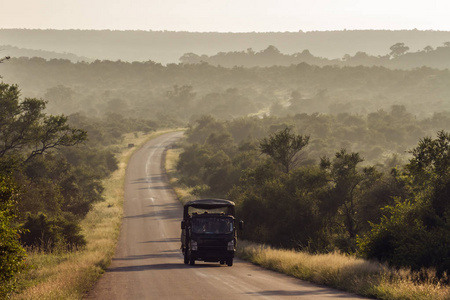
[180,44,450,69]
[0,45,92,62]
[1,29,450,64]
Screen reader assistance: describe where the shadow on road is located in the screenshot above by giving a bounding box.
[124,203,180,220]
[107,262,223,272]
[112,251,181,261]
[245,290,359,297]
[130,175,165,184]
[139,238,179,243]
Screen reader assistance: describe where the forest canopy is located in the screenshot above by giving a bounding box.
[176,115,450,274]
[1,56,449,123]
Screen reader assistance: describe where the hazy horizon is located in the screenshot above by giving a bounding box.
[2,0,450,32]
[3,28,450,33]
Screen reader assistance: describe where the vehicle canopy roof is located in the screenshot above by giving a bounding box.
[183,199,235,219]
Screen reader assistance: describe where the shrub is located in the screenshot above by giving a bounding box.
[20,213,86,252]
[0,176,27,298]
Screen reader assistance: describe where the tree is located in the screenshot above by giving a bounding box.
[0,83,87,165]
[389,42,410,58]
[0,176,26,298]
[358,131,450,274]
[407,130,450,217]
[320,150,381,251]
[321,151,363,237]
[259,127,310,173]
[166,85,196,106]
[423,45,434,53]
[0,56,10,79]
[44,85,75,114]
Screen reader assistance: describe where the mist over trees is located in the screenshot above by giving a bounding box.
[181,42,450,69]
[1,28,450,292]
[2,29,450,64]
[1,56,450,122]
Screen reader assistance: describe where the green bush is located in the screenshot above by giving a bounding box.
[20,213,86,252]
[0,176,26,298]
[358,131,450,275]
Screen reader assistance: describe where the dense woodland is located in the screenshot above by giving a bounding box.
[2,56,450,121]
[175,116,450,275]
[1,31,450,295]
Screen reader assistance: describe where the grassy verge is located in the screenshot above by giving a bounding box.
[165,148,450,300]
[12,130,178,300]
[165,144,195,205]
[237,241,450,300]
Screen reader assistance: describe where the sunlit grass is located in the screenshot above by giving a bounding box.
[237,241,450,300]
[165,145,196,205]
[12,130,179,300]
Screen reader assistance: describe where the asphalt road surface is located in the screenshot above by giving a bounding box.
[86,132,366,299]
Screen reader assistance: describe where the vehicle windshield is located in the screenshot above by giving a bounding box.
[191,217,233,234]
[188,206,233,216]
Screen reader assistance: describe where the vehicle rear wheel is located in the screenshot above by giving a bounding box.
[226,258,233,266]
[183,249,189,265]
[220,260,225,265]
[188,248,195,265]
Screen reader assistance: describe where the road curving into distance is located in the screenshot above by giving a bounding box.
[86,131,367,299]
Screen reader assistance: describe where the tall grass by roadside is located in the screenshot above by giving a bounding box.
[237,241,450,300]
[165,143,195,205]
[165,147,450,300]
[12,130,177,300]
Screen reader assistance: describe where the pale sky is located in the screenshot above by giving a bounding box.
[1,0,450,32]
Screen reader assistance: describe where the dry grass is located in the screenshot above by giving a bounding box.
[237,241,450,300]
[12,130,179,300]
[165,146,195,205]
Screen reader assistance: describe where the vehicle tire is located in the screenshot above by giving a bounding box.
[220,260,225,265]
[188,247,195,265]
[183,249,189,265]
[226,258,233,266]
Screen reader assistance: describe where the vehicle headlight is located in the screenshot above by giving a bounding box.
[227,240,235,251]
[191,240,198,251]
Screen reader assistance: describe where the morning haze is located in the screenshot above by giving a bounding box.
[2,29,450,64]
[1,1,450,300]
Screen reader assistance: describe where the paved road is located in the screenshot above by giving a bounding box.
[86,132,366,299]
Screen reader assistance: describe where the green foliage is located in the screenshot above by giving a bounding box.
[356,198,450,273]
[20,213,86,251]
[320,150,367,244]
[358,131,450,275]
[0,81,125,255]
[0,82,87,164]
[178,114,450,274]
[0,176,26,298]
[259,127,310,173]
[407,130,450,216]
[236,165,330,250]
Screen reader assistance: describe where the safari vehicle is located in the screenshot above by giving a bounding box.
[181,199,243,266]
